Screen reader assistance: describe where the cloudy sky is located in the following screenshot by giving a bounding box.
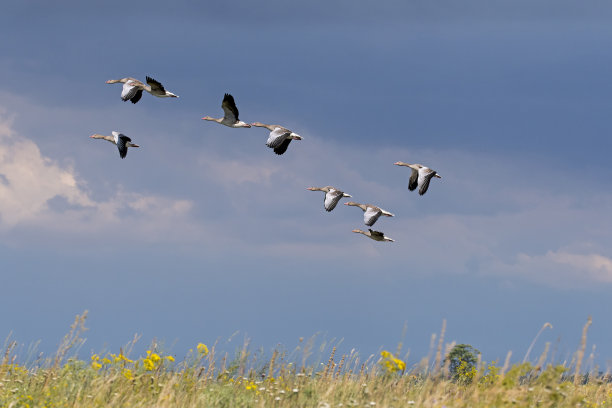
[1,0,612,367]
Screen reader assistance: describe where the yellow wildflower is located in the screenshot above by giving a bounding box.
[101,358,111,365]
[165,356,175,362]
[116,353,134,363]
[394,358,406,371]
[122,369,133,380]
[91,361,102,370]
[143,358,155,371]
[150,353,161,363]
[197,343,209,355]
[90,354,99,362]
[379,350,406,374]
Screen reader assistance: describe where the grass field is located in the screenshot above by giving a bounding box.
[1,313,610,408]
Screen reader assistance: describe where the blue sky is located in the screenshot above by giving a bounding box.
[1,0,612,368]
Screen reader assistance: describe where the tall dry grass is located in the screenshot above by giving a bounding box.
[1,313,610,408]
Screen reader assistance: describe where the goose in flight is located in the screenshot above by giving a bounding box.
[251,122,302,155]
[307,186,352,212]
[106,76,178,104]
[344,202,394,227]
[394,162,442,195]
[202,94,251,128]
[352,229,395,242]
[90,131,140,159]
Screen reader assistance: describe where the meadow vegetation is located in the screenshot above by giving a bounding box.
[1,313,611,407]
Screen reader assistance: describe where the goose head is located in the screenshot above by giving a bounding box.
[407,162,430,173]
[307,186,330,192]
[394,161,421,170]
[90,133,114,143]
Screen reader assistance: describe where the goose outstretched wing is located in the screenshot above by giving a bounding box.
[408,168,419,191]
[418,168,437,195]
[324,190,344,212]
[146,76,166,93]
[363,207,382,226]
[221,93,239,122]
[121,82,139,102]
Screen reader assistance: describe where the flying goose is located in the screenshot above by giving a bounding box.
[90,131,140,159]
[352,229,395,242]
[344,202,394,227]
[202,94,251,128]
[251,122,302,155]
[307,186,352,212]
[394,162,442,195]
[106,76,178,103]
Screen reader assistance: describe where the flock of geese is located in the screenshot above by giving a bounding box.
[94,75,442,243]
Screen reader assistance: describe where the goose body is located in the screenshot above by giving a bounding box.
[307,186,352,212]
[352,229,395,242]
[251,122,302,155]
[202,94,251,128]
[344,201,394,227]
[394,162,442,195]
[90,131,140,159]
[106,76,178,103]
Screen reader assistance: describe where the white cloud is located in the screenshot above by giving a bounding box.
[0,113,198,243]
[494,250,612,287]
[200,155,280,186]
[0,113,94,227]
[548,252,612,278]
